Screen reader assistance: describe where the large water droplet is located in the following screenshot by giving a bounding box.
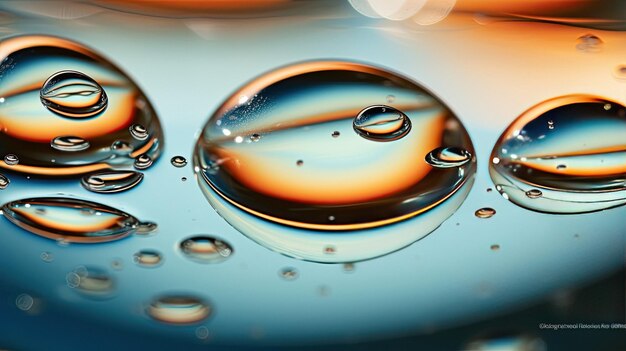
[147,295,211,325]
[0,35,163,176]
[51,136,90,152]
[66,266,115,298]
[133,249,163,267]
[490,95,626,213]
[81,171,144,193]
[40,70,107,118]
[353,105,411,141]
[180,236,232,263]
[194,61,476,262]
[425,147,472,168]
[1,197,139,243]
[0,173,9,189]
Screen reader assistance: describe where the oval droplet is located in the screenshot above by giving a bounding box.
[135,221,158,235]
[425,147,472,168]
[50,136,90,152]
[133,250,163,267]
[4,154,18,166]
[171,156,187,168]
[475,207,496,219]
[147,295,211,325]
[525,189,543,199]
[40,70,107,118]
[0,173,9,189]
[66,266,115,298]
[180,236,233,263]
[134,154,153,170]
[1,197,139,243]
[194,61,476,262]
[0,35,163,176]
[81,171,144,193]
[250,133,261,142]
[15,293,34,311]
[353,105,411,141]
[489,95,626,214]
[576,33,603,53]
[111,140,133,154]
[130,124,149,140]
[613,65,626,81]
[279,267,298,281]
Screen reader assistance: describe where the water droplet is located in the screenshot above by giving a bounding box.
[66,266,115,298]
[475,208,496,219]
[194,61,475,262]
[490,244,500,251]
[465,332,546,351]
[111,140,133,154]
[111,259,123,270]
[486,188,493,192]
[40,70,107,118]
[425,147,472,168]
[196,326,210,340]
[134,250,163,267]
[134,154,153,170]
[353,105,411,141]
[81,171,144,193]
[135,221,158,235]
[279,267,298,280]
[490,95,626,213]
[613,64,626,81]
[15,293,34,311]
[576,33,603,52]
[343,262,355,272]
[525,189,543,199]
[1,197,139,243]
[147,295,211,325]
[4,154,18,166]
[250,133,261,142]
[0,173,9,189]
[180,236,233,263]
[40,251,53,262]
[130,124,149,140]
[331,131,340,138]
[0,36,163,176]
[171,156,187,167]
[386,94,395,103]
[181,177,188,182]
[324,245,336,254]
[547,120,554,130]
[50,136,90,152]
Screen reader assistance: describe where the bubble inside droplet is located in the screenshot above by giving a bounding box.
[0,35,163,176]
[148,295,211,325]
[134,250,163,267]
[425,147,472,168]
[81,171,144,193]
[576,33,603,52]
[40,70,108,118]
[40,251,53,262]
[475,208,496,218]
[193,61,476,263]
[51,136,90,152]
[171,156,187,168]
[1,197,139,243]
[490,95,626,214]
[15,293,34,311]
[353,105,411,142]
[180,236,233,263]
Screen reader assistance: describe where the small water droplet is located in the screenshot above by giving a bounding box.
[130,124,149,140]
[40,251,53,263]
[324,245,336,254]
[279,267,298,280]
[171,156,187,168]
[525,189,543,199]
[613,64,626,81]
[111,259,123,270]
[475,208,496,219]
[296,160,304,166]
[40,70,107,118]
[576,33,603,52]
[66,266,115,298]
[386,95,395,103]
[135,221,158,235]
[134,250,163,267]
[134,154,153,170]
[331,131,340,138]
[181,177,188,182]
[490,244,500,251]
[50,136,90,152]
[486,188,493,192]
[4,154,18,166]
[111,140,133,154]
[250,133,261,142]
[81,171,143,193]
[15,293,34,311]
[353,105,411,141]
[547,120,554,130]
[603,103,612,110]
[196,326,211,340]
[425,147,472,168]
[0,173,9,189]
[343,262,355,272]
[556,164,567,170]
[1,197,139,243]
[180,236,233,263]
[148,295,211,325]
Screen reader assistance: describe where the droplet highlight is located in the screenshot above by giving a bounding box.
[147,295,211,325]
[353,105,411,141]
[40,70,107,118]
[180,236,233,263]
[1,197,139,243]
[81,171,144,193]
[490,95,626,213]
